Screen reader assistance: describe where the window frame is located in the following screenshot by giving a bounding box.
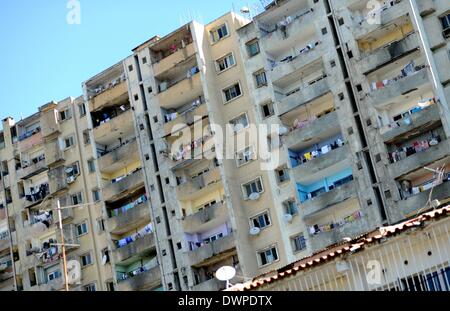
[59,108,72,122]
[241,176,264,199]
[78,104,86,118]
[215,53,236,73]
[253,69,268,88]
[291,233,307,253]
[246,39,260,57]
[80,252,93,267]
[235,146,255,168]
[228,112,249,134]
[76,221,88,237]
[257,245,279,267]
[210,23,230,44]
[250,210,272,230]
[63,135,75,150]
[222,82,243,104]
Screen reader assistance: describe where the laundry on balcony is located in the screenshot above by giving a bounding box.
[268,41,320,69]
[117,260,159,281]
[88,74,126,99]
[399,172,450,199]
[115,223,153,249]
[370,61,427,91]
[21,154,46,169]
[308,210,363,236]
[38,238,60,264]
[290,138,344,167]
[388,134,441,163]
[18,127,41,142]
[171,133,213,162]
[386,98,436,129]
[25,183,50,203]
[110,194,148,217]
[187,66,200,79]
[111,167,141,184]
[32,211,53,228]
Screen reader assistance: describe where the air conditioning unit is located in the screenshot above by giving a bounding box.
[67,176,76,184]
[283,214,293,223]
[248,192,261,201]
[249,227,261,236]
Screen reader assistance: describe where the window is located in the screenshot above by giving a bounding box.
[83,130,90,145]
[250,212,271,230]
[223,83,242,103]
[441,13,450,38]
[71,192,83,205]
[92,189,100,202]
[246,39,260,57]
[81,252,93,267]
[87,159,95,173]
[229,113,249,133]
[261,101,274,118]
[292,233,307,252]
[242,177,263,199]
[59,108,72,121]
[254,70,267,88]
[47,270,62,282]
[210,23,228,43]
[66,162,80,178]
[275,167,289,184]
[106,281,115,291]
[76,221,88,236]
[97,218,105,233]
[64,136,75,149]
[204,232,224,244]
[78,104,86,117]
[283,199,298,216]
[84,283,96,291]
[216,53,235,72]
[236,146,255,167]
[258,246,279,266]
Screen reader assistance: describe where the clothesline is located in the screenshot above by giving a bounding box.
[370,61,427,91]
[290,138,344,167]
[110,195,148,217]
[385,98,435,130]
[308,210,363,236]
[116,223,154,249]
[268,41,320,69]
[389,134,441,164]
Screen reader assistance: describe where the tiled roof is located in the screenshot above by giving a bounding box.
[227,205,450,291]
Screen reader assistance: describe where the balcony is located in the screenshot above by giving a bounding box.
[183,202,228,234]
[117,265,161,291]
[39,106,60,138]
[292,145,350,184]
[17,158,47,180]
[48,166,68,195]
[277,77,330,116]
[394,181,450,223]
[417,0,436,17]
[98,139,140,174]
[188,234,236,268]
[18,130,43,153]
[163,103,208,136]
[270,44,324,84]
[93,109,134,146]
[353,1,409,40]
[260,8,316,55]
[358,32,419,75]
[176,167,222,201]
[113,233,156,263]
[0,265,14,282]
[32,277,65,291]
[370,68,429,108]
[169,136,216,171]
[153,42,196,77]
[302,181,358,219]
[308,213,369,251]
[107,201,151,235]
[381,104,441,144]
[192,278,225,291]
[158,73,202,110]
[89,80,129,112]
[284,111,340,150]
[102,169,145,203]
[388,140,450,179]
[45,140,64,166]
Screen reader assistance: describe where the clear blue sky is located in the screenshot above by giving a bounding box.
[0,0,255,121]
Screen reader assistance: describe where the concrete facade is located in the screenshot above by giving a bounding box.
[1,0,450,291]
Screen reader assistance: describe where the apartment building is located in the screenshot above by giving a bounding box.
[0,97,112,291]
[1,0,450,292]
[82,62,163,291]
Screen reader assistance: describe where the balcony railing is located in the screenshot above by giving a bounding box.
[107,195,151,234]
[102,168,145,202]
[17,156,47,180]
[117,263,161,291]
[114,232,156,263]
[187,233,235,267]
[183,202,228,234]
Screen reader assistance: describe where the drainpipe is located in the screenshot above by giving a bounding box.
[409,0,450,137]
[0,168,18,291]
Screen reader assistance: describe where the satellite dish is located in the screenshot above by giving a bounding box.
[65,167,73,173]
[248,192,260,201]
[216,266,236,282]
[249,227,261,236]
[284,214,293,223]
[240,6,250,14]
[102,255,108,265]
